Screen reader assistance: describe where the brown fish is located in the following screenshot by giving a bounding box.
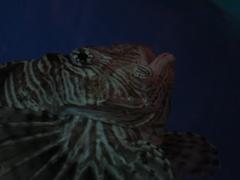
[0,44,219,180]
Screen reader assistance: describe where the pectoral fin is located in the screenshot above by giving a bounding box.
[0,107,68,180]
[0,107,174,180]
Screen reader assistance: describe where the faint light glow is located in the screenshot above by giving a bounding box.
[212,0,240,18]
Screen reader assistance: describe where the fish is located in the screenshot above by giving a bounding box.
[0,44,219,180]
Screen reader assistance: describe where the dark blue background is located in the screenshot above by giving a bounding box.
[0,0,239,179]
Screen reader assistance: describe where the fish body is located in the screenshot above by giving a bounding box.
[0,44,218,180]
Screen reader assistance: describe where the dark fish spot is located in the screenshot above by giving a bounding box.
[6,117,11,122]
[200,136,207,141]
[186,132,194,136]
[52,114,59,120]
[189,140,198,144]
[45,53,60,61]
[184,144,195,149]
[142,159,148,164]
[191,167,203,174]
[82,167,96,180]
[13,107,21,112]
[140,152,149,164]
[153,129,158,135]
[41,110,50,119]
[208,169,216,176]
[26,113,35,121]
[104,169,116,180]
[1,122,11,128]
[163,162,170,172]
[201,149,210,154]
[131,170,137,174]
[212,159,220,166]
[181,153,191,159]
[200,158,211,165]
[178,161,187,167]
[140,152,147,158]
[149,169,155,176]
[172,131,180,136]
[66,162,77,179]
[211,148,218,155]
[155,146,161,151]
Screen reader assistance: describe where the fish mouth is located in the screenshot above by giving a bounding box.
[149,52,175,74]
[139,46,175,65]
[96,52,175,116]
[138,51,175,81]
[99,52,175,112]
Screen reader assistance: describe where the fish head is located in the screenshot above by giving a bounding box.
[65,44,175,126]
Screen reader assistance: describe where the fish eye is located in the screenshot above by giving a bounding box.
[70,48,94,66]
[132,65,153,79]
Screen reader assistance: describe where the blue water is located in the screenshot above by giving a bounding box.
[0,0,239,179]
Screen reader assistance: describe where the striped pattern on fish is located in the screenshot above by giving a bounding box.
[0,44,219,180]
[0,107,173,180]
[0,54,107,110]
